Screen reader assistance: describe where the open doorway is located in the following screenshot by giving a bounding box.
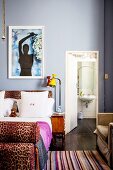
[65,51,99,134]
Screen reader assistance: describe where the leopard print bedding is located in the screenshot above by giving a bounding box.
[0,122,40,143]
[0,143,35,170]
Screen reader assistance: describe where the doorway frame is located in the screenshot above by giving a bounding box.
[65,51,99,134]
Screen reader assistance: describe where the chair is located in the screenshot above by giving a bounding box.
[0,121,40,170]
[94,113,113,168]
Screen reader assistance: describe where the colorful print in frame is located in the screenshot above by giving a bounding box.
[8,26,44,79]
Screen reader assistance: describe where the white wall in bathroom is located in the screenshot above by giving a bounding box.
[78,62,96,95]
[77,97,96,118]
[82,99,96,118]
[77,61,97,118]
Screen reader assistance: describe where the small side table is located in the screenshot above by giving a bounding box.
[51,113,65,148]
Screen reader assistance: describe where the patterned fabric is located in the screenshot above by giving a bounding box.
[45,151,110,170]
[4,90,52,99]
[0,122,40,143]
[0,143,35,170]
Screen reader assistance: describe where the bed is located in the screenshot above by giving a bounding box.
[0,90,54,170]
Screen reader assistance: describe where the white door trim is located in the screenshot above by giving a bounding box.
[65,51,99,134]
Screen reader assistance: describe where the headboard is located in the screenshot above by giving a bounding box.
[4,90,52,99]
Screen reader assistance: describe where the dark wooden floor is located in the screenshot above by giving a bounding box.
[50,118,96,150]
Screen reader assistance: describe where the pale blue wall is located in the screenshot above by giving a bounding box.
[0,0,104,111]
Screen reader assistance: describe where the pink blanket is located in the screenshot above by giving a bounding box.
[37,121,52,151]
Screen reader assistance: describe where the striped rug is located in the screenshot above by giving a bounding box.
[45,151,110,170]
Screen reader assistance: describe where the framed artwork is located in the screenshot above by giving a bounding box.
[8,26,44,79]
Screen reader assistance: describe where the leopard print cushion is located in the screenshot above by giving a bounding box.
[0,143,35,170]
[0,122,40,143]
[4,90,52,99]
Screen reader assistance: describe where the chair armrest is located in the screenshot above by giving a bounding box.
[97,113,113,126]
[108,123,113,168]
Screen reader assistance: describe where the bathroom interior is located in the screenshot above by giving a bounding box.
[65,51,98,134]
[77,52,98,119]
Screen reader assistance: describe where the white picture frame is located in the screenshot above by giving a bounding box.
[8,26,44,79]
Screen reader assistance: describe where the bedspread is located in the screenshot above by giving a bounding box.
[38,121,52,151]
